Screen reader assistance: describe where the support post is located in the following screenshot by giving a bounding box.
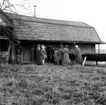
[6,41,11,64]
[22,46,24,64]
[11,42,17,63]
[98,44,100,54]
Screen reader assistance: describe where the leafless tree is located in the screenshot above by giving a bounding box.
[0,0,30,13]
[0,0,30,65]
[0,0,16,13]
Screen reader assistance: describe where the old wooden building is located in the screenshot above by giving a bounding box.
[0,11,102,63]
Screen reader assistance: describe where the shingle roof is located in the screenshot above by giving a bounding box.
[0,10,17,42]
[6,12,101,43]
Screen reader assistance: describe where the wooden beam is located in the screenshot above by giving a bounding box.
[98,44,100,54]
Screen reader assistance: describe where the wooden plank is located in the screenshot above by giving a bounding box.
[82,56,87,66]
[23,46,32,63]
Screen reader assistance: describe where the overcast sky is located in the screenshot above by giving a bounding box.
[10,0,106,48]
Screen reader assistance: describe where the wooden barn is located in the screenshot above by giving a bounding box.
[0,10,102,63]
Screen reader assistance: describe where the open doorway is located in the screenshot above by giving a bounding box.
[0,39,9,62]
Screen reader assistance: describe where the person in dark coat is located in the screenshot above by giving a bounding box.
[17,42,22,64]
[46,45,51,62]
[36,44,42,65]
[75,45,83,65]
[51,47,55,63]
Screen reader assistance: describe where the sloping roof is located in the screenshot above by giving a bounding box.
[6,12,101,44]
[0,10,17,43]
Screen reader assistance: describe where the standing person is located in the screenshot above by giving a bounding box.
[36,44,42,65]
[41,45,47,65]
[51,47,55,63]
[54,48,59,65]
[75,45,83,65]
[62,45,70,65]
[17,42,22,64]
[58,45,64,65]
[6,53,10,65]
[46,45,51,62]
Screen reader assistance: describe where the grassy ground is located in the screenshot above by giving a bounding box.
[0,63,106,105]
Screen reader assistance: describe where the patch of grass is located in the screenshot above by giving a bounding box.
[0,64,106,105]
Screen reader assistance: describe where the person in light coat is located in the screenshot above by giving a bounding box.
[41,45,47,65]
[54,48,59,65]
[58,45,64,65]
[62,45,70,65]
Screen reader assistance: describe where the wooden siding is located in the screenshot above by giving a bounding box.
[69,44,95,54]
[21,43,95,63]
[79,44,95,54]
[22,45,32,63]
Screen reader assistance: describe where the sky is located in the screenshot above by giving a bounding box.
[10,0,106,49]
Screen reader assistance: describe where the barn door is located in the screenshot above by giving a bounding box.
[23,45,32,63]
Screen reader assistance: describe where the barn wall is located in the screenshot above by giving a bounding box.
[21,42,95,63]
[80,44,95,54]
[22,44,32,63]
[69,43,95,54]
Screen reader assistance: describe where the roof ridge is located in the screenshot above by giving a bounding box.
[5,12,93,28]
[14,18,93,28]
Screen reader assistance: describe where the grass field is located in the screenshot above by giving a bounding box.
[0,63,106,105]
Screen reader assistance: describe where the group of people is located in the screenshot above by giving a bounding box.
[35,44,83,66]
[53,45,83,65]
[54,45,70,65]
[5,42,82,65]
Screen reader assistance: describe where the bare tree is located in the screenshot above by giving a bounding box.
[0,0,31,13]
[0,0,16,12]
[0,0,30,65]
